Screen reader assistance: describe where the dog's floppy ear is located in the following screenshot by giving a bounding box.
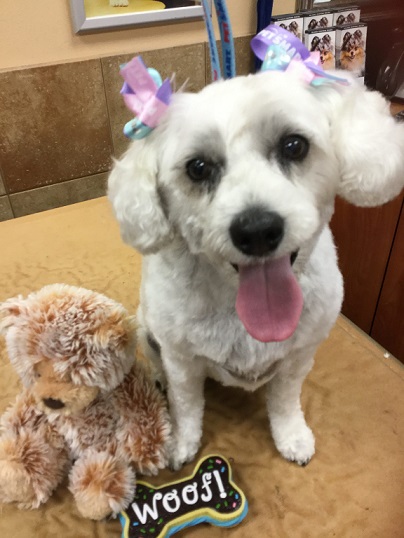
[342,32,351,48]
[330,85,404,207]
[108,137,173,254]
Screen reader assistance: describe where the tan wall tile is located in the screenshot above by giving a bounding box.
[102,44,206,157]
[9,173,108,218]
[235,35,256,76]
[0,196,13,222]
[0,61,113,194]
[205,35,255,82]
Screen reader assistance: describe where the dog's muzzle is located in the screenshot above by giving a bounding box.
[230,207,284,257]
[229,206,302,343]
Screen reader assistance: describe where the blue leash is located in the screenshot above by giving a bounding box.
[255,0,274,70]
[201,0,236,80]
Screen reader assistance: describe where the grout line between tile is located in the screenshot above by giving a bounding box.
[99,57,116,159]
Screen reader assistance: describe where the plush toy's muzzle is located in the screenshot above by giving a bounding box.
[33,359,100,416]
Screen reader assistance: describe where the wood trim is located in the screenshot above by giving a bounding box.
[371,199,404,363]
[330,194,403,333]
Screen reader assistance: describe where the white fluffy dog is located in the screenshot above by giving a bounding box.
[108,70,404,469]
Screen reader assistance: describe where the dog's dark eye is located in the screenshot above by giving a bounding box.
[186,158,215,182]
[279,135,310,162]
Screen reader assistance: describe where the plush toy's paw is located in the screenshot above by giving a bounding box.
[121,416,171,477]
[117,364,171,476]
[132,446,169,477]
[70,451,136,520]
[272,420,315,466]
[0,431,67,508]
[0,457,37,507]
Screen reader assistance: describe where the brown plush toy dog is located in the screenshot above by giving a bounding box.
[0,284,171,520]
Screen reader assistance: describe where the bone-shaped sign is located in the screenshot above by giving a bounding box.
[119,455,248,538]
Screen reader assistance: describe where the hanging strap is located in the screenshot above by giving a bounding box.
[201,0,236,81]
[255,0,274,70]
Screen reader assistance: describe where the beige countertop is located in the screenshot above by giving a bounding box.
[0,198,403,538]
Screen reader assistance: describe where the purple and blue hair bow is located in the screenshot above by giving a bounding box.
[120,57,172,140]
[251,24,349,87]
[119,7,349,141]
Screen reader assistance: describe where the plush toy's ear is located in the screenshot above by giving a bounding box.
[330,84,404,207]
[108,136,174,255]
[0,298,23,336]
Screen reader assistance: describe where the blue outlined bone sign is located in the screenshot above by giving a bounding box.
[119,455,249,538]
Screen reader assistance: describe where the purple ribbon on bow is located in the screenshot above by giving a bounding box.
[120,57,172,139]
[251,25,349,87]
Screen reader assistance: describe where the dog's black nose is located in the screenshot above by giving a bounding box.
[230,207,284,256]
[43,397,65,410]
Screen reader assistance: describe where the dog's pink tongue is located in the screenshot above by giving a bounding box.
[236,255,303,342]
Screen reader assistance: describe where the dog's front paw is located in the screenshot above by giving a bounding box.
[272,421,315,466]
[168,434,200,471]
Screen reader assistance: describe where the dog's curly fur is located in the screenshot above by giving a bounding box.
[108,70,404,470]
[0,284,171,519]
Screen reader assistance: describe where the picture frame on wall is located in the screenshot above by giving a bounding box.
[70,0,206,34]
[296,0,353,11]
